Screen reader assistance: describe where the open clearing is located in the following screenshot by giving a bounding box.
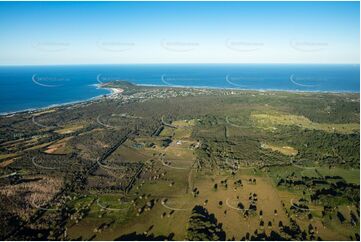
[251,112,359,134]
[261,143,298,156]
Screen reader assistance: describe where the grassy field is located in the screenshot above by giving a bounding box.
[261,143,298,156]
[252,112,359,134]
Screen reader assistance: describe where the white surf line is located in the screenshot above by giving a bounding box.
[290,198,316,211]
[32,74,63,88]
[32,157,59,170]
[160,74,188,87]
[32,115,57,129]
[160,74,202,89]
[96,198,130,211]
[31,197,60,211]
[225,198,249,211]
[160,74,205,88]
[225,75,248,88]
[160,74,175,86]
[0,172,17,179]
[289,74,319,88]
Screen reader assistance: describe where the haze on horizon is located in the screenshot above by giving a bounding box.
[0,1,359,65]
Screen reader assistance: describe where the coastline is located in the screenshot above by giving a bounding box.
[0,84,122,117]
[0,82,358,117]
[137,83,360,94]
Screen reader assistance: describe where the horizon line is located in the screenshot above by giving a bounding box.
[0,63,360,67]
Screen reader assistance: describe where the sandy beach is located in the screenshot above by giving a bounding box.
[108,87,124,95]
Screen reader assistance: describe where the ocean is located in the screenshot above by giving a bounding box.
[0,64,359,114]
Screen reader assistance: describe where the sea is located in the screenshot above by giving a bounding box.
[0,64,359,115]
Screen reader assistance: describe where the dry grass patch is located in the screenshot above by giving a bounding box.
[0,158,17,168]
[55,124,84,134]
[0,175,63,219]
[0,153,18,160]
[261,143,298,156]
[44,137,73,154]
[24,141,53,151]
[32,109,56,116]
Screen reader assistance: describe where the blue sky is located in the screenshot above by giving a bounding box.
[0,1,359,65]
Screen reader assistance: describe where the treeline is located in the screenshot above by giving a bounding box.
[270,126,359,168]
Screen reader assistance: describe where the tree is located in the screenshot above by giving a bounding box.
[337,211,345,224]
[213,183,218,191]
[237,202,244,210]
[186,205,226,241]
[268,221,272,228]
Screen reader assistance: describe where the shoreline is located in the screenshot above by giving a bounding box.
[0,85,120,117]
[137,83,360,94]
[0,83,359,117]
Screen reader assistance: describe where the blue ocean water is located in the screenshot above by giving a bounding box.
[0,64,359,114]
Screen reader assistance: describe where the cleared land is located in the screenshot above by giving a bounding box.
[252,112,359,134]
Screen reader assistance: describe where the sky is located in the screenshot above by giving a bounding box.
[0,1,359,65]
